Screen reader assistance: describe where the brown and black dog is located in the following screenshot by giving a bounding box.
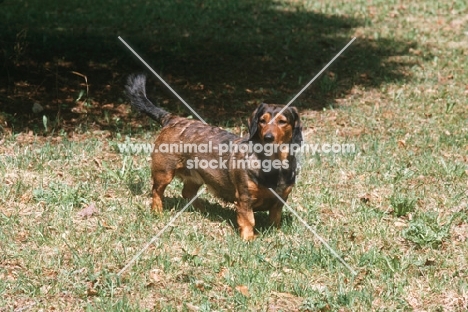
[125,74,302,240]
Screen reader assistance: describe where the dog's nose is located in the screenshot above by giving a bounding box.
[264,132,275,142]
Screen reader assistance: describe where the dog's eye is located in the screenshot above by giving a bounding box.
[259,118,266,124]
[278,120,288,125]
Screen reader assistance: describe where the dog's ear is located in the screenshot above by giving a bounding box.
[248,103,266,140]
[289,107,303,145]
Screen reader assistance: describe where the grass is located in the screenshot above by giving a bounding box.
[1,0,468,310]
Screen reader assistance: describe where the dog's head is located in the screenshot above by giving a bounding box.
[248,103,302,145]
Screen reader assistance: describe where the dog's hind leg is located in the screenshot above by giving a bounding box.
[182,179,205,212]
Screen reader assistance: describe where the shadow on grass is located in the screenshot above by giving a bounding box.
[158,196,238,229]
[1,0,418,134]
[159,195,295,238]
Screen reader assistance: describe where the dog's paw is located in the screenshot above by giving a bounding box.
[240,227,257,241]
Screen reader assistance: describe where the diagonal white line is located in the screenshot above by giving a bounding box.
[270,37,356,124]
[118,36,207,124]
[268,188,357,275]
[117,188,205,276]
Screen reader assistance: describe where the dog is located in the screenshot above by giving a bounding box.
[125,74,302,240]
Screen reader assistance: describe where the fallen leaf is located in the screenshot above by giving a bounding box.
[397,140,406,148]
[235,285,250,297]
[394,221,407,228]
[149,269,163,284]
[359,193,371,204]
[271,291,301,298]
[86,281,98,296]
[185,303,200,311]
[295,203,307,212]
[218,267,229,278]
[453,224,468,242]
[77,203,98,219]
[424,258,436,266]
[93,158,102,168]
[99,220,114,230]
[194,280,205,291]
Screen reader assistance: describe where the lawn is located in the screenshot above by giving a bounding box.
[1,0,467,310]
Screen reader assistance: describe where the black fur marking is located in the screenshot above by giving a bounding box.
[125,74,171,126]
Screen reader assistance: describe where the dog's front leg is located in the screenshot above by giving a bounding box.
[269,185,292,228]
[236,198,256,241]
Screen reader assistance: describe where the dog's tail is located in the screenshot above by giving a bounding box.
[125,74,170,125]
